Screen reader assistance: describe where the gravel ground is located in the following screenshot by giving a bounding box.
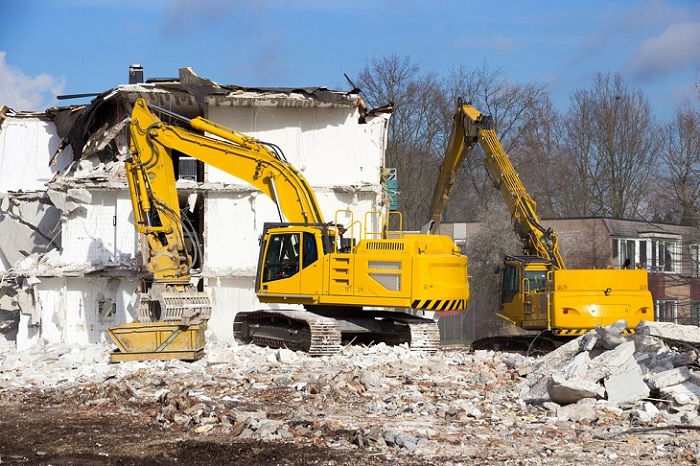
[0,337,699,465]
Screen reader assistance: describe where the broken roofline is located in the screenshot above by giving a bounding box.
[45,66,375,164]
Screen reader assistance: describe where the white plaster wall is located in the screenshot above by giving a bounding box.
[0,117,73,191]
[203,190,382,275]
[205,105,387,187]
[27,277,138,346]
[206,276,263,342]
[60,191,137,266]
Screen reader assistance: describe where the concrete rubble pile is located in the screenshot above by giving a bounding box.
[521,319,700,426]
[2,322,700,464]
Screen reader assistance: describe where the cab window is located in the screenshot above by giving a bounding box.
[524,270,547,291]
[501,264,520,303]
[263,233,300,282]
[302,232,318,268]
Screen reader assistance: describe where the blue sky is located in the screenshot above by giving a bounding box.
[1,0,699,122]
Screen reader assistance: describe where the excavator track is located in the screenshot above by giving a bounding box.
[406,319,441,352]
[471,333,564,356]
[234,309,442,355]
[234,309,342,356]
[358,311,441,352]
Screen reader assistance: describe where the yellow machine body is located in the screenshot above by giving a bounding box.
[257,227,468,311]
[499,256,652,336]
[426,101,653,340]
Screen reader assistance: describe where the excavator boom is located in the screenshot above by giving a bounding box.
[131,100,325,225]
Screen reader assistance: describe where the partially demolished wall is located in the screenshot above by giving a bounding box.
[0,68,391,348]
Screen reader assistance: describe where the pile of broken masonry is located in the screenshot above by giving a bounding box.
[522,320,700,425]
[1,320,700,464]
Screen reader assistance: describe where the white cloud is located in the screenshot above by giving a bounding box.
[625,22,700,80]
[0,52,65,111]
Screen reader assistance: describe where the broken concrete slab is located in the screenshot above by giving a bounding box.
[585,340,636,381]
[547,374,605,405]
[637,321,700,345]
[559,351,590,380]
[555,398,600,422]
[594,319,628,350]
[658,381,700,406]
[647,366,692,389]
[603,356,649,404]
[631,401,660,423]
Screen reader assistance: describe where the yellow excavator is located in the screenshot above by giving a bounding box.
[425,100,653,350]
[108,98,469,360]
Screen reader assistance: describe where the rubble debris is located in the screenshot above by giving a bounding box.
[3,326,700,464]
[637,320,700,345]
[521,318,700,430]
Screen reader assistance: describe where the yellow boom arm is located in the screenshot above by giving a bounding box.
[130,98,325,226]
[427,102,565,270]
[128,97,327,283]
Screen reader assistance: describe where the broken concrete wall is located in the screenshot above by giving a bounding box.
[19,277,138,349]
[0,115,73,191]
[0,192,61,269]
[58,190,137,267]
[1,79,391,347]
[0,115,73,272]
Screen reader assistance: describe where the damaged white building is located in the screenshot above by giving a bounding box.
[0,67,391,349]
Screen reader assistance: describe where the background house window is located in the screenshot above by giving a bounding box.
[692,302,700,326]
[690,244,700,277]
[650,239,680,273]
[655,299,678,323]
[617,235,682,273]
[613,238,648,269]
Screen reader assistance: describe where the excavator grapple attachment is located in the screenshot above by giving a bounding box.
[108,321,207,362]
[109,286,212,362]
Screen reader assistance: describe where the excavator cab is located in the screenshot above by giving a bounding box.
[499,255,551,329]
[256,223,335,301]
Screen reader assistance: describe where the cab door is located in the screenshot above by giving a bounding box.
[259,232,302,295]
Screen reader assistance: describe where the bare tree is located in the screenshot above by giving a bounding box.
[461,204,522,341]
[355,54,444,230]
[438,65,550,224]
[563,73,658,219]
[655,102,700,225]
[514,96,569,218]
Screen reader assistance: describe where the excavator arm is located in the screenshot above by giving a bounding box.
[427,101,652,348]
[427,101,565,269]
[130,98,325,226]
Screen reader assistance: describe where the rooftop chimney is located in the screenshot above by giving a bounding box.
[129,64,144,84]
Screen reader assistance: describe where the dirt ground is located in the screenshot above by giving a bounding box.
[0,388,440,466]
[3,341,700,466]
[0,391,407,466]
